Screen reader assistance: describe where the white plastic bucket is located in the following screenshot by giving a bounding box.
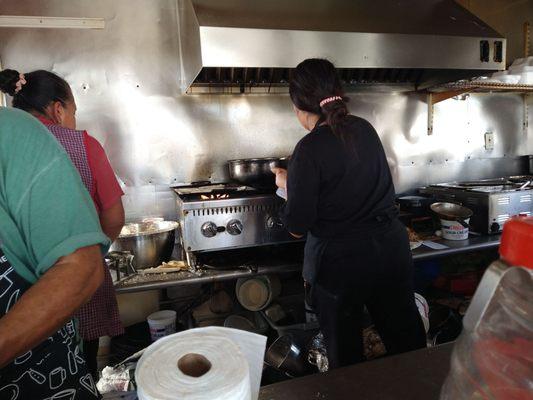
[147,310,176,341]
[440,218,470,240]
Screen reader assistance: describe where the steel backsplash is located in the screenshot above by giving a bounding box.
[0,0,530,221]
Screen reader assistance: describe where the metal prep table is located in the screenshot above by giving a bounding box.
[259,343,454,400]
[412,234,501,261]
[114,234,501,293]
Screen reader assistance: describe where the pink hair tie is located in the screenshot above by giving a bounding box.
[14,73,27,94]
[319,96,342,108]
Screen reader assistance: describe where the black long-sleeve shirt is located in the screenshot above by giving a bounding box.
[283,116,396,239]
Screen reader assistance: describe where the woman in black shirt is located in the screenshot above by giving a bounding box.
[273,58,426,368]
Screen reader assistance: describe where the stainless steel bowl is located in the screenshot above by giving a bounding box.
[110,221,179,269]
[228,157,288,187]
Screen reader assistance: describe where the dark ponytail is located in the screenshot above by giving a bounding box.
[0,69,73,114]
[289,58,351,143]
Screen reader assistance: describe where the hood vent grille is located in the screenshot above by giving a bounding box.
[191,67,487,91]
[193,67,424,87]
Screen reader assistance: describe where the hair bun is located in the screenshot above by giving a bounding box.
[0,69,21,96]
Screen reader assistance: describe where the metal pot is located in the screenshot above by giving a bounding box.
[110,221,179,269]
[264,334,309,377]
[397,195,433,215]
[529,155,533,175]
[228,157,288,188]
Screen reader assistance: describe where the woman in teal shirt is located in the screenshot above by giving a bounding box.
[0,108,109,399]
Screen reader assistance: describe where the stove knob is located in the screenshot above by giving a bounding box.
[201,222,218,238]
[266,216,284,230]
[490,222,500,233]
[227,219,243,235]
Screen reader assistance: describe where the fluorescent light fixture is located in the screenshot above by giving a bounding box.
[0,16,105,29]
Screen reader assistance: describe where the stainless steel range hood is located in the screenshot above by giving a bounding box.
[177,0,506,93]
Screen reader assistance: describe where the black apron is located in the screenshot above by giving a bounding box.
[0,249,100,400]
[297,118,399,286]
[303,206,400,286]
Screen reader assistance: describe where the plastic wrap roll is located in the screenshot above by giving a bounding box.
[135,327,267,400]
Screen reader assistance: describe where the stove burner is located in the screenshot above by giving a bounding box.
[421,175,533,234]
[172,182,274,202]
[431,176,533,193]
[200,193,230,200]
[173,181,301,255]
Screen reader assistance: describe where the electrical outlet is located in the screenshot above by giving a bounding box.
[484,131,494,150]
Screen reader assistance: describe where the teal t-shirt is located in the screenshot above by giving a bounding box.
[0,107,110,284]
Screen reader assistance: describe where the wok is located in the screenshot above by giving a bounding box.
[430,202,473,229]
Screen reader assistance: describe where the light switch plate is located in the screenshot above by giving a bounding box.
[484,131,494,150]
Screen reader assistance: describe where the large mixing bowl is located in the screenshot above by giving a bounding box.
[110,221,179,269]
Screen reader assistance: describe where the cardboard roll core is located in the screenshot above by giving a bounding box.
[178,353,212,378]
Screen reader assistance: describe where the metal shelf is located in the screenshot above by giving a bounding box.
[426,81,533,135]
[114,263,302,294]
[430,81,533,94]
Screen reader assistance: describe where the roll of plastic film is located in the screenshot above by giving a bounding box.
[135,327,267,400]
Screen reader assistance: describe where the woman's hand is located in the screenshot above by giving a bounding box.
[271,167,287,190]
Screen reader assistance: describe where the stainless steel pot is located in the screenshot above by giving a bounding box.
[397,195,433,215]
[110,220,179,269]
[228,157,288,188]
[265,334,308,377]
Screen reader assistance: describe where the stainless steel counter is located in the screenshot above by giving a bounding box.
[411,234,501,261]
[114,234,501,294]
[259,343,454,400]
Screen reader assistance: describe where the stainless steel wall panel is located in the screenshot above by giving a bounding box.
[522,94,533,154]
[0,0,530,222]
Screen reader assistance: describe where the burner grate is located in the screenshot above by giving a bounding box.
[172,182,276,202]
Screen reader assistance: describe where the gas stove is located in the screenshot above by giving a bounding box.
[172,183,302,260]
[420,176,533,234]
